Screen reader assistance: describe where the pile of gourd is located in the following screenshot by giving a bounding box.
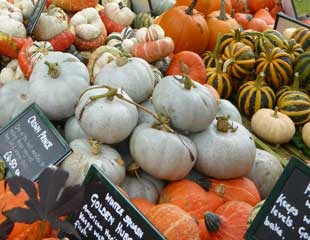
[0,0,308,239]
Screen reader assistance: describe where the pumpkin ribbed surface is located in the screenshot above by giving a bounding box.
[146,203,200,240]
[131,198,155,216]
[53,0,98,12]
[222,42,255,79]
[256,47,293,89]
[294,52,310,86]
[282,39,304,61]
[291,27,310,52]
[201,51,216,68]
[255,29,284,53]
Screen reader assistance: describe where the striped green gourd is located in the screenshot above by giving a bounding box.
[132,12,154,29]
[282,39,304,61]
[291,27,310,52]
[294,52,310,88]
[255,29,284,54]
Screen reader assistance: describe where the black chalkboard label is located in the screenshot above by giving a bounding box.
[0,103,71,181]
[67,165,167,240]
[274,13,309,34]
[245,157,310,240]
[26,0,46,36]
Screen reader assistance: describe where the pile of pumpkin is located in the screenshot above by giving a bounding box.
[0,0,309,239]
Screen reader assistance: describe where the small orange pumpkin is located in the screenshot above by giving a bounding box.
[53,0,98,12]
[248,0,275,14]
[254,8,275,25]
[234,13,253,29]
[131,198,155,216]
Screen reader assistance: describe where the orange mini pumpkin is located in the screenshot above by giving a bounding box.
[248,0,275,14]
[131,198,155,216]
[53,0,98,12]
[157,0,209,54]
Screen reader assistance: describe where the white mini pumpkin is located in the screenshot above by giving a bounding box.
[302,122,310,148]
[130,123,197,180]
[0,80,32,127]
[75,86,138,144]
[190,117,256,179]
[138,98,157,124]
[94,57,156,103]
[0,15,26,38]
[0,0,23,22]
[29,52,89,120]
[64,116,88,143]
[0,59,24,86]
[61,139,126,186]
[131,0,175,16]
[104,2,135,26]
[217,99,242,124]
[152,75,218,133]
[12,0,36,19]
[135,24,165,43]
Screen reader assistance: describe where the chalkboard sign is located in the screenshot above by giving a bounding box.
[275,13,309,34]
[0,103,71,181]
[26,0,46,36]
[245,157,310,240]
[292,0,310,18]
[67,165,167,240]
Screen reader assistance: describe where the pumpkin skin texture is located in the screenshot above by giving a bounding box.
[138,98,158,124]
[294,52,310,87]
[61,139,125,186]
[130,123,197,181]
[64,116,87,143]
[152,75,218,133]
[94,57,155,103]
[53,0,99,12]
[190,118,256,179]
[251,108,296,144]
[248,0,275,14]
[247,149,283,199]
[120,171,166,203]
[159,179,225,219]
[166,51,206,84]
[217,99,242,124]
[0,59,25,85]
[131,198,155,216]
[29,52,89,121]
[146,203,200,240]
[0,80,32,127]
[75,86,138,144]
[291,27,310,52]
[302,122,310,148]
[157,0,209,54]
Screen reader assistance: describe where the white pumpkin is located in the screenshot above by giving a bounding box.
[29,52,89,120]
[104,2,135,26]
[130,123,197,180]
[120,171,166,203]
[75,86,138,144]
[0,60,25,86]
[0,11,26,37]
[0,80,32,127]
[12,0,36,19]
[217,99,242,124]
[135,24,165,43]
[131,0,175,16]
[0,0,23,22]
[247,149,283,199]
[190,117,256,179]
[94,57,156,103]
[138,98,157,124]
[64,116,88,143]
[70,8,105,41]
[33,6,68,40]
[302,122,310,148]
[61,139,126,186]
[152,75,218,133]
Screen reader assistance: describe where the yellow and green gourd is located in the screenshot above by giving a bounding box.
[255,29,284,54]
[294,52,310,88]
[291,27,310,52]
[282,39,304,61]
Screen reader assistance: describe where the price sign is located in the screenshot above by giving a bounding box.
[274,13,309,34]
[245,157,310,240]
[0,103,71,180]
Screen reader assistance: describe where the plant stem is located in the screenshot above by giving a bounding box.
[185,0,198,15]
[38,221,46,240]
[217,0,228,21]
[292,72,300,90]
[44,61,60,78]
[88,138,102,155]
[273,107,279,118]
[223,58,235,73]
[255,72,265,89]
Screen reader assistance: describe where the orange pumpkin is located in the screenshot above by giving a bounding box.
[254,8,275,25]
[202,177,261,206]
[206,0,240,51]
[270,1,283,19]
[246,17,270,32]
[53,0,98,12]
[146,203,200,240]
[199,218,210,240]
[159,179,225,219]
[230,0,248,13]
[202,201,253,240]
[234,13,253,29]
[166,51,206,84]
[248,0,275,14]
[157,0,209,54]
[131,198,155,216]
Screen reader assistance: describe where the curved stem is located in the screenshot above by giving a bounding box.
[215,59,223,74]
[292,72,300,91]
[213,33,223,57]
[273,107,279,118]
[223,58,235,73]
[88,138,102,155]
[0,160,5,180]
[115,57,128,67]
[44,61,60,78]
[185,0,198,15]
[205,212,221,233]
[217,0,228,21]
[255,72,265,89]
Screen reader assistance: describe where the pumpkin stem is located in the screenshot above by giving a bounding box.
[205,212,222,233]
[127,162,141,176]
[178,61,196,89]
[273,106,279,118]
[90,86,118,101]
[213,33,223,58]
[255,72,265,89]
[222,58,235,73]
[215,184,225,197]
[38,221,48,240]
[88,138,102,155]
[217,0,229,21]
[185,0,198,15]
[292,72,300,91]
[0,159,5,180]
[44,61,60,78]
[215,59,223,74]
[216,115,238,133]
[118,1,124,8]
[115,57,129,66]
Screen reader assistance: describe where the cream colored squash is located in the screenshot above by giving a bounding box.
[12,0,36,19]
[64,116,88,143]
[302,122,310,148]
[135,24,165,43]
[104,2,135,26]
[0,0,23,22]
[0,60,25,86]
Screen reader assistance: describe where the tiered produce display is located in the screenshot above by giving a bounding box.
[0,0,309,239]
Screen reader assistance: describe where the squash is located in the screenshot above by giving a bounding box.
[75,86,138,144]
[202,50,216,68]
[247,200,265,226]
[53,0,99,12]
[203,201,253,240]
[222,42,255,79]
[282,39,304,61]
[237,72,276,117]
[61,138,125,186]
[291,27,310,52]
[94,57,155,103]
[248,0,275,14]
[255,29,284,53]
[206,59,232,99]
[106,26,136,51]
[135,24,165,43]
[157,0,209,54]
[10,0,37,20]
[294,52,310,87]
[146,204,200,240]
[48,24,76,52]
[120,170,166,203]
[234,13,253,29]
[204,84,220,101]
[217,99,242,124]
[29,52,89,121]
[132,12,154,29]
[131,0,175,16]
[0,59,24,85]
[254,8,275,25]
[302,122,310,148]
[190,117,256,179]
[246,17,270,32]
[251,108,296,144]
[152,74,218,133]
[159,179,225,219]
[0,80,32,128]
[138,98,157,124]
[130,123,197,180]
[256,47,293,89]
[166,51,206,84]
[131,198,155,216]
[103,2,135,27]
[0,32,28,59]
[64,116,87,143]
[247,149,283,199]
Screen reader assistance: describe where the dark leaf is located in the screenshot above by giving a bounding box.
[4,207,40,224]
[53,185,85,217]
[0,219,14,239]
[6,176,37,201]
[49,217,81,240]
[38,166,69,218]
[196,178,212,191]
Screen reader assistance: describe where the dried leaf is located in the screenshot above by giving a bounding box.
[4,207,39,224]
[0,219,14,239]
